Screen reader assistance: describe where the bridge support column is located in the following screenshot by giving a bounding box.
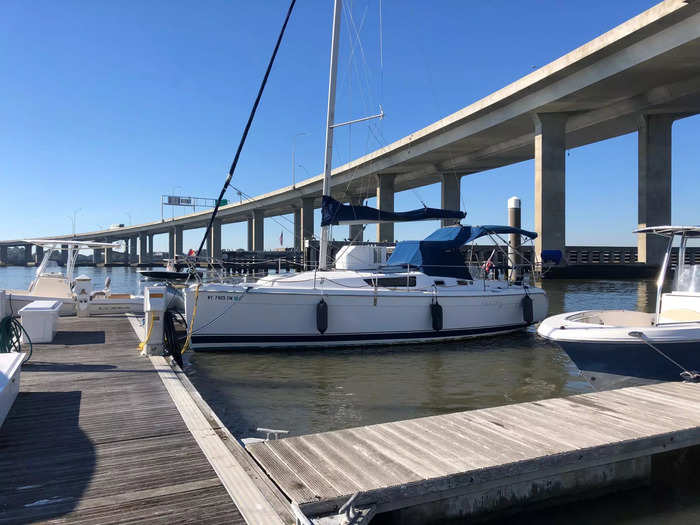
[252,210,264,252]
[61,246,68,266]
[175,227,183,257]
[0,246,7,264]
[376,174,395,243]
[534,113,567,264]
[168,230,175,259]
[293,209,302,250]
[93,247,102,265]
[24,245,32,266]
[247,218,253,251]
[638,114,673,265]
[148,234,154,262]
[348,196,364,242]
[298,197,315,250]
[104,247,113,266]
[129,237,137,265]
[207,220,222,261]
[35,246,44,265]
[139,233,148,265]
[440,174,463,226]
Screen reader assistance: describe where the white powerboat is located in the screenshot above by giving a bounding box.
[185,225,548,350]
[4,240,145,316]
[538,226,700,390]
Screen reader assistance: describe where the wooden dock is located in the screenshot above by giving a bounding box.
[248,381,700,522]
[0,315,287,525]
[3,313,700,524]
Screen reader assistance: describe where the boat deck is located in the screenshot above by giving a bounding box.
[248,380,700,519]
[0,315,251,524]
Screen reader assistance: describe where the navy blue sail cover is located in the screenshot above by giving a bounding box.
[321,196,466,226]
[386,225,537,279]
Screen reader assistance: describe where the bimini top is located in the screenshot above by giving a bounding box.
[321,196,465,226]
[634,226,700,237]
[386,225,537,279]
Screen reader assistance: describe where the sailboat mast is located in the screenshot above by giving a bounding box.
[318,0,342,271]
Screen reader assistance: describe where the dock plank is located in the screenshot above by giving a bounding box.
[248,381,700,517]
[0,315,247,525]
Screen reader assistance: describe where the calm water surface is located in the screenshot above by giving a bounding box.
[2,267,697,522]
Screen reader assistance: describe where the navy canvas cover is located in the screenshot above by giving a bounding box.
[386,225,537,278]
[321,196,466,226]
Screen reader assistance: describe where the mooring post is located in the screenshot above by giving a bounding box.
[508,196,521,282]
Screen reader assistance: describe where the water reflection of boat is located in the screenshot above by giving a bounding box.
[538,226,700,390]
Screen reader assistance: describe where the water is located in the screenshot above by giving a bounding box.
[2,267,697,522]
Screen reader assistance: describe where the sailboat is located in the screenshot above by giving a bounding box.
[182,0,548,350]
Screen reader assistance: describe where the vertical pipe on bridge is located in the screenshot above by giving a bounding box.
[376,174,395,243]
[534,113,567,265]
[638,114,673,265]
[440,173,462,227]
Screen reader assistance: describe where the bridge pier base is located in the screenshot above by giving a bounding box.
[534,113,567,264]
[348,196,364,242]
[252,210,264,252]
[638,114,673,265]
[376,174,395,243]
[440,174,462,226]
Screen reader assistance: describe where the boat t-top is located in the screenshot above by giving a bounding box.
[3,239,144,316]
[538,226,700,390]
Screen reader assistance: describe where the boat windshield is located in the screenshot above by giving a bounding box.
[674,235,700,293]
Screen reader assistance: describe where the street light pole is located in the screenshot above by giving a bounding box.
[292,132,307,188]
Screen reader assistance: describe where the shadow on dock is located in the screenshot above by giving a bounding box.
[0,391,94,523]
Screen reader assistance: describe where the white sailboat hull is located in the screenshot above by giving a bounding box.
[185,280,547,350]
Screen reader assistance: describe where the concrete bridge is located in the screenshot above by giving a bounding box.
[2,0,700,267]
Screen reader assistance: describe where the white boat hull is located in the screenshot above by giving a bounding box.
[538,310,700,389]
[186,283,547,350]
[0,353,24,428]
[5,292,144,317]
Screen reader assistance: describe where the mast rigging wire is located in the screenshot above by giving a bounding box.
[195,0,297,257]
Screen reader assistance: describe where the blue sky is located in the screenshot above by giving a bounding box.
[1,0,698,251]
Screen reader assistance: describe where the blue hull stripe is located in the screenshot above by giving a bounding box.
[191,323,528,349]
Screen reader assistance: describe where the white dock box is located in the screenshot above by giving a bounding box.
[19,300,62,343]
[0,352,24,428]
